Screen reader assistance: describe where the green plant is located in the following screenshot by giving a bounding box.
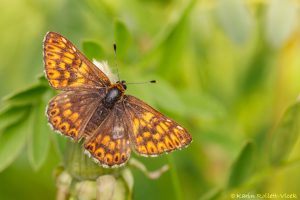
[1,0,300,199]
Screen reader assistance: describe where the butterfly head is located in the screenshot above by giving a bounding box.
[116,80,127,90]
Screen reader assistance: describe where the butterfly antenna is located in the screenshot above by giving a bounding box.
[113,43,120,81]
[126,80,157,85]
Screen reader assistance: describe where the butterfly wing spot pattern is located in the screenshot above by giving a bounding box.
[44,32,110,90]
[125,95,192,158]
[44,31,192,168]
[84,136,131,168]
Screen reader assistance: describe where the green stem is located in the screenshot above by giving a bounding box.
[168,155,183,200]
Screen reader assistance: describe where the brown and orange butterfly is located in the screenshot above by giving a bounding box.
[43,32,192,168]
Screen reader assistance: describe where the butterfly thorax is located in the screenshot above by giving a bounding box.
[102,81,126,109]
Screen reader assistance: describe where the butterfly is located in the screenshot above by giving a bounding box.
[43,32,192,168]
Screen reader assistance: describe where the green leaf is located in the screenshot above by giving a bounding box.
[3,84,49,106]
[114,20,131,58]
[149,0,195,52]
[158,14,189,79]
[51,132,67,159]
[123,69,156,106]
[0,111,31,172]
[269,101,300,166]
[181,90,226,120]
[27,92,52,170]
[0,105,29,131]
[238,45,271,96]
[199,188,223,200]
[82,41,105,60]
[266,0,298,48]
[148,79,185,114]
[227,141,255,189]
[37,73,49,86]
[216,0,253,44]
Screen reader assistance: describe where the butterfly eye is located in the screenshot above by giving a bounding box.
[121,80,127,89]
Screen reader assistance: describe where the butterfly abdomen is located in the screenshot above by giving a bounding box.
[103,83,125,109]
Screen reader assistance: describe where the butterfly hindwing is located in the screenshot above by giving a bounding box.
[47,90,103,140]
[84,104,131,167]
[124,95,192,156]
[43,32,111,90]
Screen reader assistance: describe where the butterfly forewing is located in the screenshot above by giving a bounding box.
[84,104,131,167]
[124,95,192,157]
[43,32,111,90]
[47,90,103,140]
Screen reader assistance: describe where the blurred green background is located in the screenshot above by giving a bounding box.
[1,0,300,199]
